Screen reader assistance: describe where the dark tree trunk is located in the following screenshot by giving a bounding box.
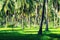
[38,0,45,35]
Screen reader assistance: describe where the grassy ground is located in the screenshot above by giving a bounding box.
[0,28,60,40]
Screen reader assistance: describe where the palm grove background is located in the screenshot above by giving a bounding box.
[0,0,60,34]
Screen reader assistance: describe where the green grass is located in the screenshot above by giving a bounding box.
[0,30,60,40]
[0,28,60,40]
[0,22,59,40]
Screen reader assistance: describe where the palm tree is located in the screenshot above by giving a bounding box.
[38,0,45,35]
[45,0,48,31]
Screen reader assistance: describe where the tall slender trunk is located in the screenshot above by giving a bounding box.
[59,18,60,26]
[45,0,48,31]
[5,16,8,28]
[56,9,58,27]
[45,19,48,31]
[58,11,60,26]
[52,5,56,27]
[29,13,30,28]
[54,13,56,27]
[38,0,45,35]
[52,4,57,28]
[11,15,15,30]
[34,5,38,27]
[53,9,58,28]
[22,14,24,29]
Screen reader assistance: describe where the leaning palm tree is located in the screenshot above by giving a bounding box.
[38,0,46,35]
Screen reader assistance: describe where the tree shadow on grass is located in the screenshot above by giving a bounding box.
[0,30,60,40]
[45,33,60,40]
[46,34,60,38]
[43,31,60,40]
[0,30,41,40]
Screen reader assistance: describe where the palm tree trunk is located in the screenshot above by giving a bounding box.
[45,19,48,31]
[45,0,48,31]
[59,18,60,26]
[29,13,30,28]
[34,5,38,27]
[52,4,57,28]
[56,9,58,27]
[22,14,24,29]
[38,0,45,35]
[5,16,8,28]
[54,13,56,28]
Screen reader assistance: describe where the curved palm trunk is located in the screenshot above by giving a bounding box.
[38,0,45,35]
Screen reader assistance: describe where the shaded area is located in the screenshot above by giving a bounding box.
[0,30,41,40]
[0,31,60,40]
[46,33,60,40]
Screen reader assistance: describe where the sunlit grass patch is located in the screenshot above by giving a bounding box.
[0,28,22,31]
